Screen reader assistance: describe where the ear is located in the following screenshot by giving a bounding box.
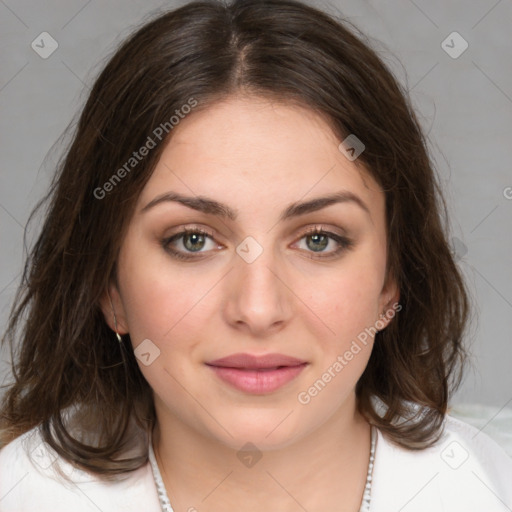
[98,281,129,335]
[377,273,400,330]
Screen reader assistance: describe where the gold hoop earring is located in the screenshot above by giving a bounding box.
[107,289,123,343]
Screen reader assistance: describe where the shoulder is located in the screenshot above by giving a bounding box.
[0,427,160,511]
[371,415,512,512]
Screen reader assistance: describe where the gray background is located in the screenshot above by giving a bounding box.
[1,1,511,413]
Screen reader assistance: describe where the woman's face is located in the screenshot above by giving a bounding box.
[104,95,397,449]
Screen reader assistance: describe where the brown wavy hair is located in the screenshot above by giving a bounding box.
[0,0,469,475]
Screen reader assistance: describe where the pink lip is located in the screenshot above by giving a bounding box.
[206,353,307,369]
[205,353,308,394]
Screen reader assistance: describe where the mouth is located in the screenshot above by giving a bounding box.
[205,353,308,394]
[206,352,308,369]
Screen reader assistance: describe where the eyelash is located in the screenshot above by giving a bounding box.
[161,225,353,261]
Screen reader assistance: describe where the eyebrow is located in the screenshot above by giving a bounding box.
[140,190,370,221]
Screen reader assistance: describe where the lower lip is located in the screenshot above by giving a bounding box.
[206,363,308,394]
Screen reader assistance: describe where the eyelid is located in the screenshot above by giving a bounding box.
[164,224,218,241]
[301,224,348,238]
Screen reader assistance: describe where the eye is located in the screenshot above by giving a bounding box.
[161,225,353,262]
[294,226,353,258]
[162,228,221,260]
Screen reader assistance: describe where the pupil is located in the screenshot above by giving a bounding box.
[307,233,328,252]
[184,233,205,252]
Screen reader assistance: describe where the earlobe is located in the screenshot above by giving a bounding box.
[378,276,400,330]
[382,269,400,305]
[99,284,129,335]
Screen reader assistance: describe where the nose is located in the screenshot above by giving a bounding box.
[222,243,293,337]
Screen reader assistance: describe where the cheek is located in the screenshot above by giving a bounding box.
[295,266,380,410]
[117,249,211,402]
[304,256,385,343]
[121,271,213,345]
[117,236,213,344]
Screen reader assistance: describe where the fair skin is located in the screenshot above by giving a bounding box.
[101,95,398,512]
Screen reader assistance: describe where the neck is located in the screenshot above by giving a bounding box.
[152,398,372,512]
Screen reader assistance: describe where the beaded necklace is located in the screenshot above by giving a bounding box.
[148,425,377,512]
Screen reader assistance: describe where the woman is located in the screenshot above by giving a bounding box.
[1,0,511,510]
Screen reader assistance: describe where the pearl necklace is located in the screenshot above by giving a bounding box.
[148,425,377,512]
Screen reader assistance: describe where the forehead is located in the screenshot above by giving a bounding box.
[138,95,383,221]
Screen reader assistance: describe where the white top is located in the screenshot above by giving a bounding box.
[1,415,511,511]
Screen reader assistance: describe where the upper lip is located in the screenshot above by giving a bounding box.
[206,353,308,370]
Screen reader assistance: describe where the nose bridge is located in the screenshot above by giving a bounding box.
[224,235,292,333]
[237,249,278,294]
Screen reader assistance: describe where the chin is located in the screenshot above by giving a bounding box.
[206,410,305,450]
